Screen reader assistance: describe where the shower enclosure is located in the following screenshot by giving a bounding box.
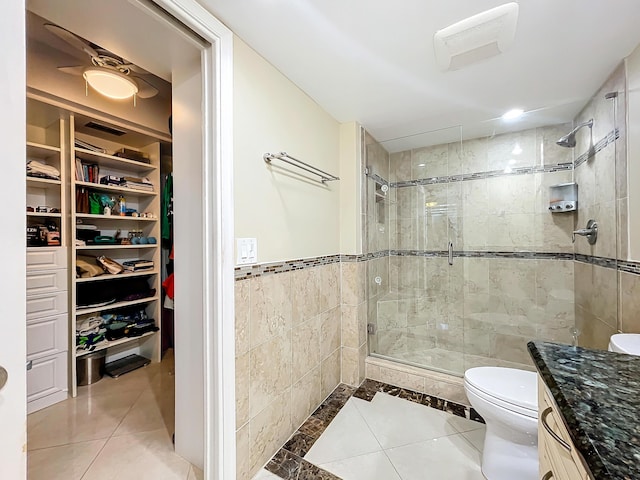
[365,93,623,376]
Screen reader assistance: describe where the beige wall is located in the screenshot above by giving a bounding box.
[339,122,363,255]
[233,37,341,263]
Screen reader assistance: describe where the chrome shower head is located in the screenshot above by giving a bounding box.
[556,119,594,148]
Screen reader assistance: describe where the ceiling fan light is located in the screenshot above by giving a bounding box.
[83,67,138,99]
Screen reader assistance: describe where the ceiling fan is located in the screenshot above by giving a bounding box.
[44,23,159,100]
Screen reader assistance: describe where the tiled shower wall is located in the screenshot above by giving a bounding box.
[367,124,577,373]
[572,63,640,349]
[234,258,368,479]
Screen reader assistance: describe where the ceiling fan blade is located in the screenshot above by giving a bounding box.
[58,66,86,76]
[123,62,150,75]
[134,76,159,98]
[44,24,99,58]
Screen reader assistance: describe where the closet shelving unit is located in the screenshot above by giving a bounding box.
[69,112,162,397]
[25,97,69,413]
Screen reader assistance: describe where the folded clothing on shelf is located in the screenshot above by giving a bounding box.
[27,160,60,180]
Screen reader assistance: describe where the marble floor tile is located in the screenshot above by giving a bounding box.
[253,469,282,479]
[81,428,191,480]
[305,400,382,465]
[461,427,486,452]
[385,434,484,480]
[353,393,462,449]
[27,439,106,480]
[113,389,170,437]
[188,465,204,480]
[27,389,142,450]
[320,451,402,480]
[26,350,199,480]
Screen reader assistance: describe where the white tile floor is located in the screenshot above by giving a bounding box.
[27,350,203,480]
[295,392,486,480]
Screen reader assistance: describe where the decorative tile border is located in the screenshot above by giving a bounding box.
[352,379,484,423]
[574,128,620,169]
[390,249,575,261]
[264,380,484,480]
[618,260,640,275]
[234,254,341,281]
[393,162,572,188]
[234,249,640,281]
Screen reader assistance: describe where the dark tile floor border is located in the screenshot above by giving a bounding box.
[264,380,484,479]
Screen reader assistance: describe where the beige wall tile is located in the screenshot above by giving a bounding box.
[576,305,616,350]
[235,280,251,357]
[486,175,536,215]
[320,307,341,359]
[321,348,341,399]
[318,263,340,312]
[291,316,321,383]
[536,124,574,166]
[378,365,425,392]
[342,261,366,306]
[291,367,322,430]
[341,347,359,386]
[236,351,250,428]
[249,331,292,417]
[250,273,292,348]
[249,389,292,476]
[411,144,448,179]
[620,271,640,333]
[487,128,536,170]
[391,151,411,183]
[590,264,618,329]
[291,267,320,325]
[341,304,360,349]
[448,137,488,175]
[236,423,250,480]
[358,344,367,385]
[486,213,536,251]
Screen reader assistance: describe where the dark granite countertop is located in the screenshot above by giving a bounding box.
[528,341,640,480]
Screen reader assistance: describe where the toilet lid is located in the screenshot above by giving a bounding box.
[465,367,537,412]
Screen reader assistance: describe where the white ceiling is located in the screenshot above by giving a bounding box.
[199,0,640,149]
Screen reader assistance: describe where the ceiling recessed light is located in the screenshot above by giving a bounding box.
[417,163,427,167]
[502,108,524,121]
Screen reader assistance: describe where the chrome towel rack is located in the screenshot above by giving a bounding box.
[263,152,339,184]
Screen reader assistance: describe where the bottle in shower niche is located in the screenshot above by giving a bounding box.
[118,195,126,216]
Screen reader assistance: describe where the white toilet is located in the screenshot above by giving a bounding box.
[464,367,538,480]
[609,333,640,354]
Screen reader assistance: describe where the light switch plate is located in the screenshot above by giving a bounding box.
[236,238,257,265]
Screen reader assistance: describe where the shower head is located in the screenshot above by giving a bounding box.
[556,119,594,148]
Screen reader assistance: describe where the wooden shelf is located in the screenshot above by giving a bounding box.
[75,213,157,222]
[27,177,62,187]
[76,244,157,251]
[74,147,157,173]
[75,296,159,316]
[27,212,62,218]
[75,181,157,197]
[75,269,159,283]
[27,141,61,157]
[76,331,157,358]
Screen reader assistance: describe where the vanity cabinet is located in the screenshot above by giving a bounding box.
[538,376,591,480]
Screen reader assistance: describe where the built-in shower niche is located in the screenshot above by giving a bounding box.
[549,182,578,213]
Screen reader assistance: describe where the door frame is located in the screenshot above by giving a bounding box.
[150,1,236,478]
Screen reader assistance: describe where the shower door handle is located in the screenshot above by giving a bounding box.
[448,242,453,265]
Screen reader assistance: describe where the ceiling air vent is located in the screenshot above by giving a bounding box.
[84,121,127,136]
[434,2,519,71]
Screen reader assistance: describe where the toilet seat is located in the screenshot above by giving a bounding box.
[464,367,537,418]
